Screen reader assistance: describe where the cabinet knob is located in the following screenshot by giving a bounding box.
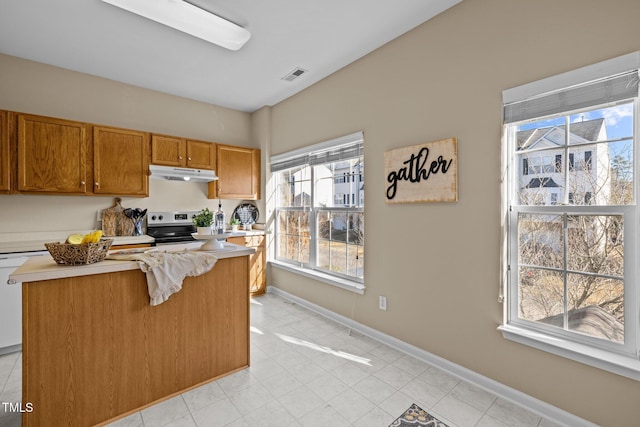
[81,181,85,185]
[179,156,183,160]
[95,182,100,187]
[188,157,192,161]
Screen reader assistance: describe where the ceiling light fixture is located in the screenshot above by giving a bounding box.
[100,0,250,51]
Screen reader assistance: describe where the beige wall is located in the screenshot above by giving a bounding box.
[268,0,640,425]
[0,53,253,234]
[2,0,639,423]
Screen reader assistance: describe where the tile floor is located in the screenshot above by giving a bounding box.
[0,292,564,427]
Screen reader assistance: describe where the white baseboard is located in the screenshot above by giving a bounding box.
[0,344,21,356]
[267,286,597,427]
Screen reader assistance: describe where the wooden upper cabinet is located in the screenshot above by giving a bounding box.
[151,134,185,167]
[0,111,9,193]
[93,126,149,197]
[151,134,215,170]
[17,114,88,194]
[210,145,260,200]
[186,139,216,170]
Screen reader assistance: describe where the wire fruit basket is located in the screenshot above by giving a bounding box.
[45,239,114,265]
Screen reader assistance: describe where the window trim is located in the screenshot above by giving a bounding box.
[271,131,365,291]
[500,52,640,380]
[270,259,365,294]
[508,204,636,355]
[498,324,640,381]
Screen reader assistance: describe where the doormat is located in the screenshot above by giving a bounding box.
[389,403,449,427]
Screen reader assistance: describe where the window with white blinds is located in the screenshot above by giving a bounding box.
[271,132,365,290]
[500,52,640,380]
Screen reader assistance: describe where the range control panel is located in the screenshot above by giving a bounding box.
[147,211,199,226]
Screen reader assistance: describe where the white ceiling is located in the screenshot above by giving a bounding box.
[0,0,462,113]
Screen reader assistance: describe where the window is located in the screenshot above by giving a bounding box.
[554,154,562,173]
[501,52,640,380]
[525,154,556,175]
[569,153,575,170]
[585,150,593,171]
[271,132,364,291]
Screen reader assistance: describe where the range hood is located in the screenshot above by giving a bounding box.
[149,165,218,182]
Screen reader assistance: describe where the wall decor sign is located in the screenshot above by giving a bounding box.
[384,137,458,203]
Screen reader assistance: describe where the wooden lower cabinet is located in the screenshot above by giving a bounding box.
[228,234,266,295]
[22,256,249,426]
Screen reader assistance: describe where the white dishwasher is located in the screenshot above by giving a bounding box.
[0,251,48,355]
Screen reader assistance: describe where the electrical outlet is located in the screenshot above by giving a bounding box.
[96,209,103,222]
[379,296,387,311]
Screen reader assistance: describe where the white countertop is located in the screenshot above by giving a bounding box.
[8,241,255,284]
[0,233,155,254]
[229,230,266,236]
[0,230,266,255]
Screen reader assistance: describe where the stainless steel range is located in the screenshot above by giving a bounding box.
[146,211,199,245]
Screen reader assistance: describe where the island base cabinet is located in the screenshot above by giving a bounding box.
[22,256,250,427]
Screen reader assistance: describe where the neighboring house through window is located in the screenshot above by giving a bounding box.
[501,52,640,380]
[517,118,609,206]
[270,132,364,292]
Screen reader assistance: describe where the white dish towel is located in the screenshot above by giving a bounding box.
[108,250,218,306]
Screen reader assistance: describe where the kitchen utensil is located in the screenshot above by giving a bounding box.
[101,198,135,236]
[131,208,147,236]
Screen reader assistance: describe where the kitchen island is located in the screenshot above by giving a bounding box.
[9,243,254,426]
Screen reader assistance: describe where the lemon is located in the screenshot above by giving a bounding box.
[66,234,84,245]
[90,230,103,242]
[80,230,103,244]
[66,231,103,244]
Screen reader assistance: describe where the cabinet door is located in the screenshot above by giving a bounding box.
[0,111,9,192]
[93,126,149,197]
[250,236,266,295]
[151,135,186,167]
[18,114,88,194]
[211,145,260,200]
[186,140,215,170]
[227,235,266,295]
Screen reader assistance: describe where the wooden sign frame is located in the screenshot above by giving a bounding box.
[384,137,458,204]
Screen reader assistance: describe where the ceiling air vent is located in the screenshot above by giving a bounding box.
[282,67,308,82]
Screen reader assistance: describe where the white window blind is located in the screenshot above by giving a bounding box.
[504,71,639,124]
[503,51,640,123]
[271,131,364,172]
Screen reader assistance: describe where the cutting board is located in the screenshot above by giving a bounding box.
[101,198,134,237]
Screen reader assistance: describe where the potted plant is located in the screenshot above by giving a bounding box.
[192,208,214,235]
[230,218,241,232]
